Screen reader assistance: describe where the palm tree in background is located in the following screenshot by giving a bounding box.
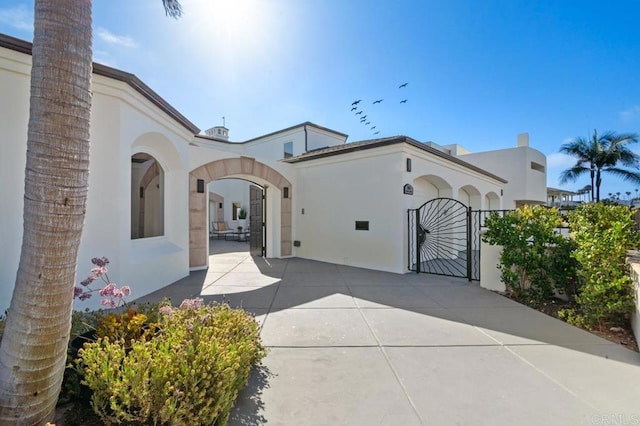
[559,130,640,202]
[0,1,182,424]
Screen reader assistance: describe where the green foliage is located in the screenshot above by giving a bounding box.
[76,301,265,425]
[561,203,640,328]
[60,302,165,407]
[95,308,151,346]
[482,205,576,304]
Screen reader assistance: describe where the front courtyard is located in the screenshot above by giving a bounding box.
[133,240,640,425]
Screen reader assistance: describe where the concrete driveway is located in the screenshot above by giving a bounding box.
[136,241,640,426]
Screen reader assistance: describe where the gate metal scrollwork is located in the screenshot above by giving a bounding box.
[408,198,479,281]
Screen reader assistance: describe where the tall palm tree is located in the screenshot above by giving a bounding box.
[559,130,640,202]
[0,1,182,424]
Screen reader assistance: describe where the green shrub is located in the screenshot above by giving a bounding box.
[562,203,640,329]
[482,205,576,304]
[77,299,265,425]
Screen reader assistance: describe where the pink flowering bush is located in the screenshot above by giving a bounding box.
[74,257,131,308]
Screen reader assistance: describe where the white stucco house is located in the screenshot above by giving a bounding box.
[0,33,547,312]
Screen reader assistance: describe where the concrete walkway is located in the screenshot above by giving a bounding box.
[136,240,640,426]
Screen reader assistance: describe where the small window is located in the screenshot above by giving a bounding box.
[284,141,293,158]
[531,162,545,172]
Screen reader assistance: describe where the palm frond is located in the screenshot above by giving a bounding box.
[163,0,183,18]
[601,166,640,185]
[559,165,589,184]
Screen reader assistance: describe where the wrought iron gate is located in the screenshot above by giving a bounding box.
[249,185,265,256]
[408,198,480,281]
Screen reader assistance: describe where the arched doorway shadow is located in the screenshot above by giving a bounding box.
[189,157,292,269]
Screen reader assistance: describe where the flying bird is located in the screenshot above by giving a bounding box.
[399,83,408,88]
[373,99,383,104]
[373,131,380,135]
[361,115,367,120]
[360,118,366,123]
[355,111,363,115]
[371,126,376,130]
[351,106,358,111]
[400,99,408,103]
[352,99,361,105]
[365,121,370,125]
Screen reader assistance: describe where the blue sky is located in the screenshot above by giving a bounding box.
[1,0,640,198]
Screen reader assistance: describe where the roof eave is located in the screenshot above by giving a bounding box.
[0,33,200,135]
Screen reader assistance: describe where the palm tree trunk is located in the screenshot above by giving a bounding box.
[0,1,92,424]
[596,170,602,202]
[590,167,595,201]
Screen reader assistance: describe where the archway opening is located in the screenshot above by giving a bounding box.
[189,157,292,270]
[131,153,164,239]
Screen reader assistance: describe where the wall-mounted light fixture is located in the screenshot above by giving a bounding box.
[197,179,205,193]
[219,203,223,209]
[283,187,289,198]
[406,158,412,172]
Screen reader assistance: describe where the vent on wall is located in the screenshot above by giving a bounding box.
[355,221,369,231]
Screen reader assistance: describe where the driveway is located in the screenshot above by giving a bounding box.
[136,241,640,425]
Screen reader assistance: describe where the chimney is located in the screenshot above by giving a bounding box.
[517,133,529,147]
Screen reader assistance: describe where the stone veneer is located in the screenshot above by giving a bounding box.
[189,157,292,268]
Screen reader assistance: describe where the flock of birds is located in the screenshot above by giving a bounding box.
[350,82,409,136]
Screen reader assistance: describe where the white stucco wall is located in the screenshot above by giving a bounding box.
[236,124,346,161]
[291,142,506,274]
[460,145,547,208]
[293,147,406,272]
[0,47,30,312]
[306,125,347,151]
[0,44,194,312]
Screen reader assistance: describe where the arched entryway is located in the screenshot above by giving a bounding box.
[189,156,292,269]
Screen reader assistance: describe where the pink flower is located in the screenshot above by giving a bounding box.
[73,286,84,298]
[101,299,117,308]
[159,305,174,317]
[121,286,131,296]
[91,266,108,277]
[179,297,204,310]
[99,282,116,297]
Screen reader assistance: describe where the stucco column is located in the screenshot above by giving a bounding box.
[189,175,208,268]
[281,197,292,256]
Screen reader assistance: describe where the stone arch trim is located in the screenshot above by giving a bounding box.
[189,157,292,268]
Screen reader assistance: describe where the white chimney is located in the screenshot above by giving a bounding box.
[517,133,529,147]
